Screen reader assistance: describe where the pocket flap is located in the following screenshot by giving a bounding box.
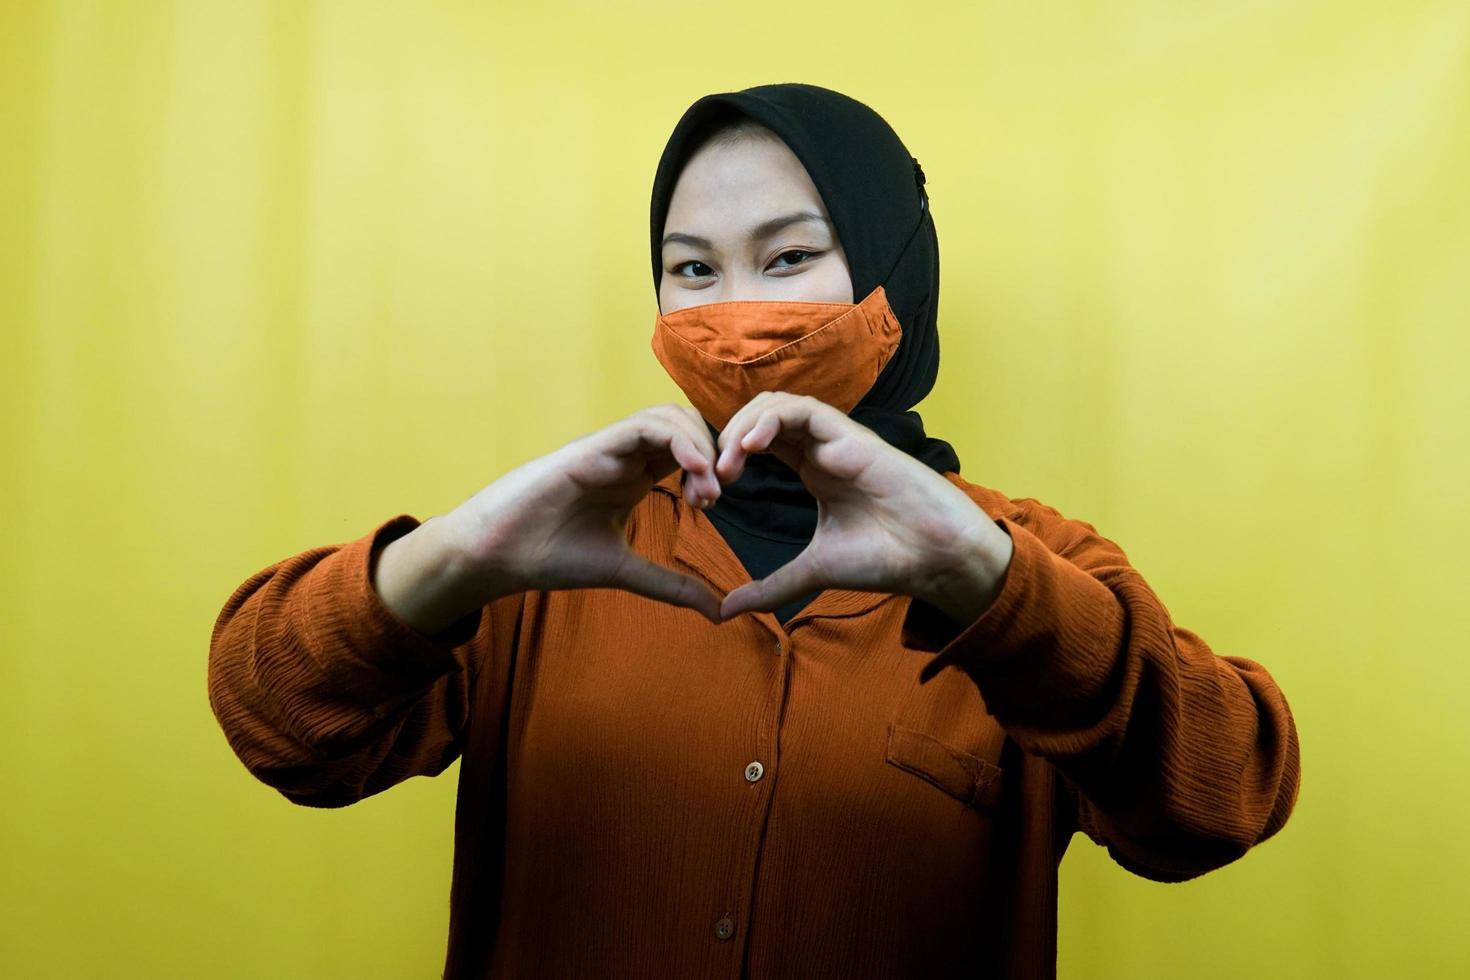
[885,722,1003,809]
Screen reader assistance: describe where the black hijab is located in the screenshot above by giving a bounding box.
[648,82,961,623]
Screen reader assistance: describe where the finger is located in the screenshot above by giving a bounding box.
[661,427,717,507]
[648,406,721,506]
[608,551,725,624]
[664,405,723,507]
[718,399,813,483]
[676,404,720,466]
[716,391,771,464]
[718,549,826,621]
[609,417,719,503]
[729,410,786,483]
[655,428,710,487]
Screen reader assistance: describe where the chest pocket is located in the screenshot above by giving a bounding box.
[885,722,1003,809]
[884,659,1008,811]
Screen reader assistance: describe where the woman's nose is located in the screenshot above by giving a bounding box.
[713,274,777,304]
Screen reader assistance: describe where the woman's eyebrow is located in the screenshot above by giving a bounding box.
[662,210,831,250]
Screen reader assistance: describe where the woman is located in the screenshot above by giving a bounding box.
[209,83,1301,980]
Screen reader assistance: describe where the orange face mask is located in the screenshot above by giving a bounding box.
[650,283,904,430]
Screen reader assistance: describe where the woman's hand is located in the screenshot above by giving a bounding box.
[379,404,727,633]
[455,403,727,621]
[712,391,1015,625]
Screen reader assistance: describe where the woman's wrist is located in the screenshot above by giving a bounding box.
[371,514,499,638]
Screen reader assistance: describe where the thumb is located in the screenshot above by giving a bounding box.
[719,550,825,621]
[608,550,725,625]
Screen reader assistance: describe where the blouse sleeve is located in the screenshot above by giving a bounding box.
[901,498,1301,882]
[207,515,525,809]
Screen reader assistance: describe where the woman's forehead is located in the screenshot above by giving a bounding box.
[663,140,834,245]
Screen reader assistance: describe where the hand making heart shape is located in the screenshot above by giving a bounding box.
[710,391,1014,625]
[380,393,1014,638]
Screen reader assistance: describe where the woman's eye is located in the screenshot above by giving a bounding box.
[673,260,713,278]
[770,249,817,269]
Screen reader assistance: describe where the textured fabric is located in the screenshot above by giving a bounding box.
[208,470,1300,980]
[650,283,904,431]
[649,82,961,619]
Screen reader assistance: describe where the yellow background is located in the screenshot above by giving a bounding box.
[2,1,1467,976]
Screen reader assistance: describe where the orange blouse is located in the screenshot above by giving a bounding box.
[208,468,1300,979]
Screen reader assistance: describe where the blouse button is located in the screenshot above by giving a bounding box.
[745,761,764,783]
[714,916,735,940]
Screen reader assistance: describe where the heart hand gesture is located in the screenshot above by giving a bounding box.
[711,392,1013,626]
